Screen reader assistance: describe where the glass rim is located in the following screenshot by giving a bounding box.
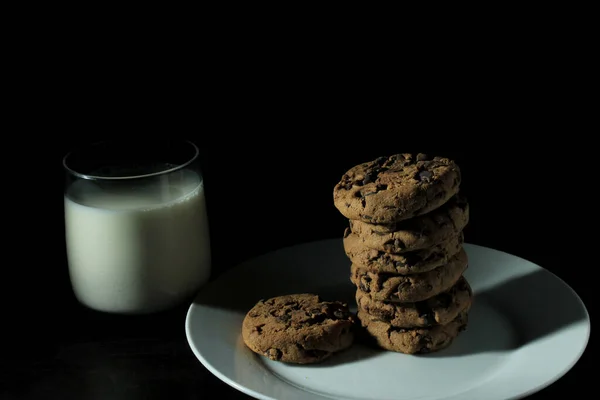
[62,139,199,181]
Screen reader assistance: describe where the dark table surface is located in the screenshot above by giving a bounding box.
[2,141,593,399]
[3,237,593,400]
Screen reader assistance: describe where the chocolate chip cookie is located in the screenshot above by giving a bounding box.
[355,276,472,328]
[349,195,469,253]
[344,230,464,275]
[241,294,356,364]
[350,248,468,303]
[333,153,461,224]
[358,309,469,354]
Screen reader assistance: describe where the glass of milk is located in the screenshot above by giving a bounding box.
[63,140,211,314]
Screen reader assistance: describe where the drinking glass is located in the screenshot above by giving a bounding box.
[63,139,211,314]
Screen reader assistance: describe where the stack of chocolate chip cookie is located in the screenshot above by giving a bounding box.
[333,153,473,354]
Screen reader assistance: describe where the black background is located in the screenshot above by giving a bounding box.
[1,13,594,398]
[2,129,593,399]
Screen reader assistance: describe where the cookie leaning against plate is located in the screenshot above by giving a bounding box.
[358,309,469,354]
[333,153,461,224]
[241,294,356,364]
[350,248,468,303]
[349,194,469,253]
[344,230,464,275]
[355,276,473,328]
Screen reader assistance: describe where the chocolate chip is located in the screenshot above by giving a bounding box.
[418,170,433,182]
[374,157,387,166]
[343,227,351,238]
[265,348,282,360]
[421,313,434,325]
[333,310,348,319]
[366,250,379,261]
[362,174,375,185]
[308,313,327,324]
[436,293,452,308]
[415,302,434,325]
[416,154,431,161]
[253,324,264,334]
[432,214,446,225]
[277,314,291,323]
[359,281,370,292]
[402,253,422,266]
[393,238,406,249]
[418,335,433,353]
[304,349,329,358]
[368,308,388,320]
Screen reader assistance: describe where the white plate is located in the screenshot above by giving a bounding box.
[185,240,590,400]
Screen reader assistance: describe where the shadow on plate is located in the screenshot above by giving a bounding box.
[192,280,357,315]
[288,342,383,368]
[474,268,588,347]
[196,267,588,361]
[425,268,589,358]
[191,275,292,313]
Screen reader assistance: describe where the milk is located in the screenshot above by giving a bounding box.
[64,168,211,314]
